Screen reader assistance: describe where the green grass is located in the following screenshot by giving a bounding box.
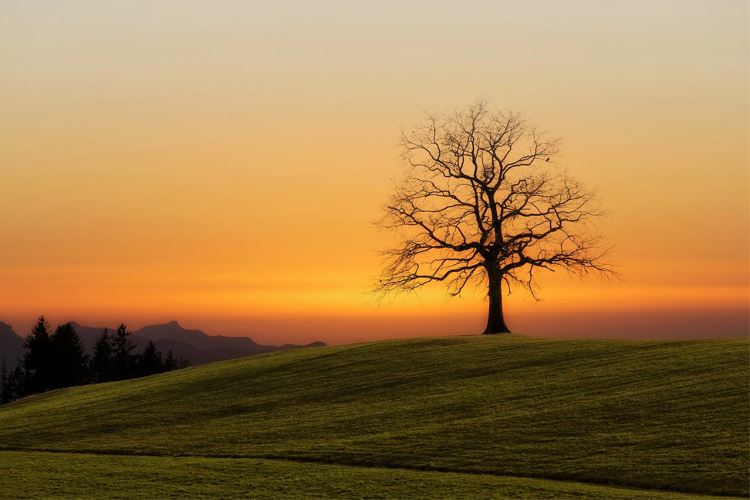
[0,335,747,498]
[0,450,738,500]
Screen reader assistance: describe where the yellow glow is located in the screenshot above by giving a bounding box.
[0,1,747,342]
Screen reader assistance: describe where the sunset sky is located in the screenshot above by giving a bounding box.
[1,1,747,344]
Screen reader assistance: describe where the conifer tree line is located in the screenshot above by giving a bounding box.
[0,316,189,404]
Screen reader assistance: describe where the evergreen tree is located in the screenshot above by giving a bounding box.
[5,365,25,402]
[49,323,89,389]
[112,323,137,380]
[138,341,163,376]
[163,350,177,372]
[90,328,115,383]
[0,356,10,404]
[22,316,52,394]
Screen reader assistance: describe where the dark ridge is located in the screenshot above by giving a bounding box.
[0,320,325,368]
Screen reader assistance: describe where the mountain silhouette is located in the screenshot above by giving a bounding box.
[0,322,24,370]
[135,321,263,351]
[152,338,213,365]
[0,320,325,368]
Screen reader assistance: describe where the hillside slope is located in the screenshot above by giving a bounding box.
[0,335,747,496]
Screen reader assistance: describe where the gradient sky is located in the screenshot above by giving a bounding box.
[1,1,748,344]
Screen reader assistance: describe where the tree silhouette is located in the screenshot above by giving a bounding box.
[49,323,89,389]
[138,341,163,376]
[163,350,190,371]
[0,356,10,404]
[163,350,177,372]
[1,362,25,403]
[90,328,115,383]
[0,318,193,405]
[376,101,615,333]
[22,316,52,394]
[112,323,137,380]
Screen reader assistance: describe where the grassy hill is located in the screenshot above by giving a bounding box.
[0,334,747,499]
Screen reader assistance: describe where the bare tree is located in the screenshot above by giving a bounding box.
[375,101,615,334]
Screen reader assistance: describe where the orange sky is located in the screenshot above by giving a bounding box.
[1,1,748,344]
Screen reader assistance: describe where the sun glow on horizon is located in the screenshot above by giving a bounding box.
[1,0,747,344]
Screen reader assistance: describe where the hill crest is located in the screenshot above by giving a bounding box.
[0,335,746,497]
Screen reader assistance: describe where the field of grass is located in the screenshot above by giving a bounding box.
[0,334,747,499]
[0,450,738,500]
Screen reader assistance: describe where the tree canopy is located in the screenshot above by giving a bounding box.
[376,101,615,333]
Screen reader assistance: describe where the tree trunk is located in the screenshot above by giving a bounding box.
[483,268,511,334]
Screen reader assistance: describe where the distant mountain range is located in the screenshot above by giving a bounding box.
[0,322,25,370]
[0,320,325,370]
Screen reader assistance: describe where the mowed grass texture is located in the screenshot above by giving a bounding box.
[0,450,739,500]
[0,335,747,498]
